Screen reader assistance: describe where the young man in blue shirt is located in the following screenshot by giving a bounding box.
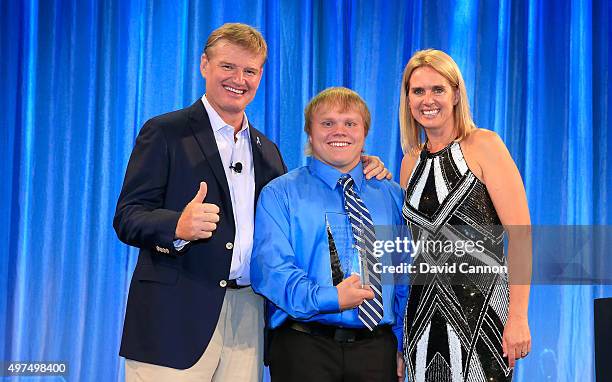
[251,87,408,381]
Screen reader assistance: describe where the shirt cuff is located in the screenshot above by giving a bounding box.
[394,327,404,352]
[173,239,190,251]
[316,286,340,313]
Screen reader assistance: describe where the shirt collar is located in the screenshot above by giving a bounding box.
[201,94,250,134]
[308,157,365,191]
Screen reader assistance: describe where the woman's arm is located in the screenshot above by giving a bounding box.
[469,129,532,369]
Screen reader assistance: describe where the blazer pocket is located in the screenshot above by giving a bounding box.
[135,264,179,285]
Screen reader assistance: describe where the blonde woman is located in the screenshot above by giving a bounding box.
[399,49,531,381]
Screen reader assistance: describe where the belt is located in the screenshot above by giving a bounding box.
[226,279,250,289]
[284,320,391,343]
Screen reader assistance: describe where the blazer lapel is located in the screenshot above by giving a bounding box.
[188,100,233,219]
[250,125,267,205]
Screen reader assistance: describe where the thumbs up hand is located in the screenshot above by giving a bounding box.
[175,182,221,241]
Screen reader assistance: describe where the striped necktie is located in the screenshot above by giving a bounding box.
[338,174,384,330]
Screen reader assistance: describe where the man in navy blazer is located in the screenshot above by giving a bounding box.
[114,22,389,382]
[114,23,286,381]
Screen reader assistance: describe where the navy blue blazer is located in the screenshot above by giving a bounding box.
[113,99,287,369]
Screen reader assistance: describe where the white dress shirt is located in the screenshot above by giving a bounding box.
[201,95,255,285]
[174,95,255,285]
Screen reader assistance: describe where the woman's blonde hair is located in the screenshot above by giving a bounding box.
[399,49,475,154]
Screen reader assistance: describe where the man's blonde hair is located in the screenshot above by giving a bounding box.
[399,49,476,154]
[204,23,267,63]
[304,87,371,154]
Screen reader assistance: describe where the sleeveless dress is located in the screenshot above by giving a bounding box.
[402,141,512,382]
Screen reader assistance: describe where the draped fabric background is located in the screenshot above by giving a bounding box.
[1,0,611,381]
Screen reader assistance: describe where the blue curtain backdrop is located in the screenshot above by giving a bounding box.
[1,0,611,380]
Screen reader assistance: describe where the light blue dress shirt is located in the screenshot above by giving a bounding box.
[251,157,409,350]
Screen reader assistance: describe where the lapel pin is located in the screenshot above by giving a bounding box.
[256,136,261,147]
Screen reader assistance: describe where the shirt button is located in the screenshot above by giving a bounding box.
[226,242,234,250]
[219,280,227,288]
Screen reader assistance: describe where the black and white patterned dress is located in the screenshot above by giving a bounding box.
[402,141,512,382]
